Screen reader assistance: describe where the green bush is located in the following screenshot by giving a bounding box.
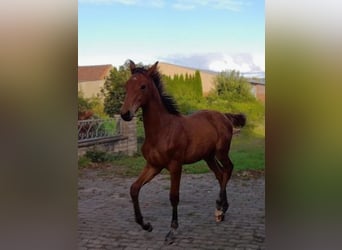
[78,91,109,119]
[101,119,117,136]
[85,149,108,163]
[213,70,255,102]
[78,91,94,113]
[164,71,203,98]
[78,155,91,169]
[162,69,264,134]
[100,62,264,135]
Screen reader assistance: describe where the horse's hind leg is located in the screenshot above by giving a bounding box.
[215,151,234,221]
[165,165,182,245]
[205,156,223,184]
[205,156,226,222]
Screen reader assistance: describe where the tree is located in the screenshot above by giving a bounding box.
[162,71,204,114]
[213,70,254,101]
[101,64,130,117]
[101,61,144,117]
[78,91,107,119]
[193,70,203,96]
[78,91,93,114]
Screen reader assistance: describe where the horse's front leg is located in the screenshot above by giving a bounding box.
[165,166,182,245]
[130,164,161,232]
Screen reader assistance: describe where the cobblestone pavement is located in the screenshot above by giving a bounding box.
[78,169,265,250]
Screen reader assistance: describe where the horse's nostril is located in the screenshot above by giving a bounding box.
[121,111,132,121]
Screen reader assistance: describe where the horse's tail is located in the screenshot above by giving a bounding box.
[225,113,246,128]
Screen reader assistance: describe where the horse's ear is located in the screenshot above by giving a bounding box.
[147,61,159,76]
[129,60,136,73]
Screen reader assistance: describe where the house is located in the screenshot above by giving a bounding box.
[78,63,265,102]
[158,62,265,102]
[247,79,265,102]
[78,64,113,99]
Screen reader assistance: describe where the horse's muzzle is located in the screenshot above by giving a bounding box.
[121,111,133,121]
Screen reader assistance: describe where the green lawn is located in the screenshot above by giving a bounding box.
[79,118,264,177]
[105,129,264,176]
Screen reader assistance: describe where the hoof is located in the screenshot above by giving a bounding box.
[142,223,153,232]
[215,209,225,222]
[164,229,175,245]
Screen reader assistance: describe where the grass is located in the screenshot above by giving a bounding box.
[181,130,264,174]
[78,155,91,169]
[97,129,264,177]
[79,121,264,177]
[230,131,265,171]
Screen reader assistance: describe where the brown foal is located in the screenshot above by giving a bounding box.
[120,60,246,244]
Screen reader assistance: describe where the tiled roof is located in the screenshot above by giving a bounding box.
[78,64,113,82]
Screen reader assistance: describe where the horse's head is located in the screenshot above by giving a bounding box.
[120,60,158,121]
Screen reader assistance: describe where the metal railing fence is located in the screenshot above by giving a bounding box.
[78,118,120,143]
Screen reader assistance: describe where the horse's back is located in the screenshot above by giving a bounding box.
[184,110,233,134]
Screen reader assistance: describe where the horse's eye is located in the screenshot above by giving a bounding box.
[140,85,146,90]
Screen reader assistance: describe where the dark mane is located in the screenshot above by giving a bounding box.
[132,66,180,115]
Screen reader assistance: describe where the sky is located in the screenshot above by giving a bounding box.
[79,0,265,77]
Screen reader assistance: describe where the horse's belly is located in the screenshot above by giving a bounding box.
[183,140,216,164]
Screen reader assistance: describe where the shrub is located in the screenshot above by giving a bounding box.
[85,149,108,163]
[213,70,255,102]
[78,155,91,169]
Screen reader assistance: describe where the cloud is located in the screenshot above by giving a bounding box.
[79,0,248,11]
[160,53,220,70]
[172,0,248,12]
[78,0,164,7]
[214,53,263,72]
[173,3,196,10]
[159,52,265,77]
[79,0,136,5]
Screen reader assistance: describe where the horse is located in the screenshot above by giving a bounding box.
[120,60,246,244]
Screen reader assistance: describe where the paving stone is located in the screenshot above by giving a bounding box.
[79,170,265,249]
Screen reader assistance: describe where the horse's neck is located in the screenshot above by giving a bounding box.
[142,98,170,140]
